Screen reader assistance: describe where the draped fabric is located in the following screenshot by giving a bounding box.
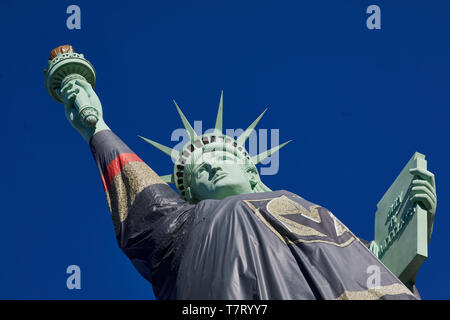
[89,130,417,300]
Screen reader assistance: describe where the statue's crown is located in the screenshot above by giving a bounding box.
[139,92,291,200]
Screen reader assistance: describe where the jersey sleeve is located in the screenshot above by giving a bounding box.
[89,129,192,290]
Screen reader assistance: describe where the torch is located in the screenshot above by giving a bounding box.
[44,45,98,127]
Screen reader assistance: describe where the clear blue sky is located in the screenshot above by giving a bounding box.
[1,0,449,299]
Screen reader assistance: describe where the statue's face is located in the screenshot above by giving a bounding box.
[188,151,256,201]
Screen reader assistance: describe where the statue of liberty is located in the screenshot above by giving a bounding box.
[44,45,437,299]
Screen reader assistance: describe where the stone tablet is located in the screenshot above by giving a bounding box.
[374,152,428,285]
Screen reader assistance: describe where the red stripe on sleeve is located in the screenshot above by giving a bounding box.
[101,153,143,191]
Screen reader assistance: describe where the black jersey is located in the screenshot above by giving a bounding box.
[89,130,417,300]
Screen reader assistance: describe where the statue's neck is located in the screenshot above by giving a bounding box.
[253,181,272,193]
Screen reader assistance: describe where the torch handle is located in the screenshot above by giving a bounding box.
[61,74,99,127]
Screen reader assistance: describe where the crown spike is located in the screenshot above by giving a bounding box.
[173,100,197,141]
[160,174,175,183]
[252,140,292,164]
[138,135,179,160]
[214,90,224,135]
[236,108,268,146]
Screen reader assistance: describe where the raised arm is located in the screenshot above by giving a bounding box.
[60,75,185,229]
[56,68,193,293]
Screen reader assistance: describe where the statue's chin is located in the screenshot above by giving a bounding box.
[210,181,253,200]
[192,177,255,202]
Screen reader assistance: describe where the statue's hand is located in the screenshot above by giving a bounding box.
[369,240,380,258]
[60,78,110,142]
[408,167,437,242]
